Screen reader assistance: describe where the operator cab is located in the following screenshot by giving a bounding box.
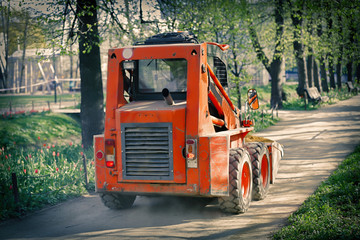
[120,32,229,105]
[122,58,187,102]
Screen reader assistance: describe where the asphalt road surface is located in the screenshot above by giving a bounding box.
[1,95,360,240]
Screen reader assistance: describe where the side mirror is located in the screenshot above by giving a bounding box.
[247,89,259,110]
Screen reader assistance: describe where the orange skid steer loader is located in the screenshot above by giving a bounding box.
[94,32,283,213]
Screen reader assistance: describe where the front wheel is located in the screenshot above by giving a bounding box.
[219,148,252,214]
[100,193,136,210]
[246,142,270,200]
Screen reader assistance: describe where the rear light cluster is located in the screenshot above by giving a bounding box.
[105,139,115,168]
[186,139,197,160]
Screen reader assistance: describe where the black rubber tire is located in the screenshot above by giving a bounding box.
[219,148,252,214]
[100,193,136,209]
[245,142,270,201]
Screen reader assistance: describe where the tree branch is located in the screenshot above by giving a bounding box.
[140,0,154,24]
[100,0,129,34]
[248,22,270,71]
[272,0,284,62]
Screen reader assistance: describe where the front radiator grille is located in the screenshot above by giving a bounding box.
[121,123,173,180]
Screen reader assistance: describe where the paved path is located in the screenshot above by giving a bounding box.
[1,95,360,240]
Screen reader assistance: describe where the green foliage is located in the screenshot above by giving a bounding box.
[249,109,279,133]
[0,113,94,221]
[0,4,47,56]
[272,145,360,240]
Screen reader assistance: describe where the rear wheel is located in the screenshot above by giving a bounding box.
[219,148,252,214]
[100,193,136,209]
[246,142,270,200]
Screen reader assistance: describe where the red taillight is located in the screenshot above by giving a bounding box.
[106,161,115,168]
[186,139,197,160]
[105,139,115,168]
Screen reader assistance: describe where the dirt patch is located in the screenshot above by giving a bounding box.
[245,135,274,143]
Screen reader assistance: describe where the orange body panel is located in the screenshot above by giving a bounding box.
[116,101,187,183]
[265,142,283,184]
[95,42,253,197]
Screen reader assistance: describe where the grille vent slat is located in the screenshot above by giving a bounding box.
[121,123,173,180]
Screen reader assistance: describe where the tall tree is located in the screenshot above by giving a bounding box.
[326,7,336,89]
[306,53,313,88]
[317,23,329,92]
[18,10,30,92]
[313,60,321,91]
[335,13,343,89]
[345,23,355,83]
[288,0,308,96]
[0,0,10,90]
[77,0,104,149]
[246,0,285,108]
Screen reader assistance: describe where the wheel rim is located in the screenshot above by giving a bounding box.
[241,161,251,198]
[261,155,269,188]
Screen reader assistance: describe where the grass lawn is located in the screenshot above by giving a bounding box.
[272,145,360,239]
[0,112,81,148]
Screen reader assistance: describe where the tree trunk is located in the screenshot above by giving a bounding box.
[296,54,307,96]
[231,50,242,109]
[335,12,343,89]
[346,62,353,83]
[320,56,329,92]
[328,55,336,89]
[345,13,355,83]
[289,0,307,96]
[306,54,313,88]
[313,59,321,92]
[236,80,241,109]
[356,63,360,84]
[270,60,283,109]
[77,0,104,149]
[336,60,342,89]
[0,0,10,90]
[19,15,29,93]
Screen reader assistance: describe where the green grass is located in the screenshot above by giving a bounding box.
[0,113,94,221]
[0,112,81,148]
[245,109,279,132]
[272,145,360,240]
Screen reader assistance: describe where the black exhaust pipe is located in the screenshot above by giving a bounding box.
[162,88,174,105]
